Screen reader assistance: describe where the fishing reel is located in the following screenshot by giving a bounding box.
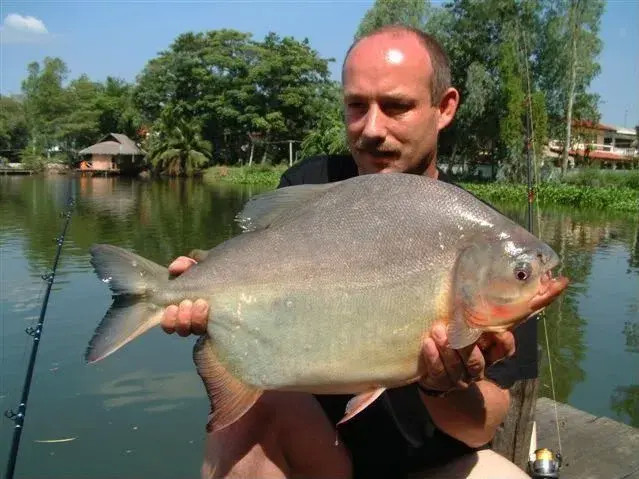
[528,448,562,478]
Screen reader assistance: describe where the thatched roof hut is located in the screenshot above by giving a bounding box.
[78,133,146,174]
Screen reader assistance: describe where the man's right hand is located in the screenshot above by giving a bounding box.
[161,256,209,336]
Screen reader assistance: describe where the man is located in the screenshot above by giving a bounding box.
[163,25,536,478]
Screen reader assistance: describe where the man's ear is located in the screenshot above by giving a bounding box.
[437,87,460,131]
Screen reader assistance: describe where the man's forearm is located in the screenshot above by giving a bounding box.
[420,379,510,448]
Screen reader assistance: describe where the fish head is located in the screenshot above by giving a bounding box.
[454,234,569,333]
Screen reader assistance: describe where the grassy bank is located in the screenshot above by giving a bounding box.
[562,169,639,189]
[202,165,638,213]
[204,164,288,187]
[462,183,639,213]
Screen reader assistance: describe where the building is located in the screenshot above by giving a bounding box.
[77,133,146,175]
[548,121,638,169]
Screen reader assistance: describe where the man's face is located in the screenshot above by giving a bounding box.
[342,33,454,176]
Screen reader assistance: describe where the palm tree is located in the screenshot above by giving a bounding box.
[148,111,212,176]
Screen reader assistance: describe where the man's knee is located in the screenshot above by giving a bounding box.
[201,392,351,479]
[413,449,529,479]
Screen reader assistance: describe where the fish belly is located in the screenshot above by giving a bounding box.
[205,273,446,394]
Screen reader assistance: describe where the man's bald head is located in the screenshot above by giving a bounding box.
[342,25,451,106]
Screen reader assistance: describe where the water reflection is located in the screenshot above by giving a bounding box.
[97,370,203,410]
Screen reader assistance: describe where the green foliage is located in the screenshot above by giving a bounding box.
[21,57,71,151]
[537,0,605,139]
[300,83,348,158]
[19,147,47,171]
[133,29,335,165]
[611,385,639,428]
[462,182,639,212]
[147,107,212,176]
[562,169,639,189]
[11,2,607,175]
[497,37,526,181]
[60,74,102,151]
[204,164,288,187]
[355,0,431,39]
[0,95,29,155]
[94,77,142,139]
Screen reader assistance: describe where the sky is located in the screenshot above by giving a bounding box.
[1,0,637,129]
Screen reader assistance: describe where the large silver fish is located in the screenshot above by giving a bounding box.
[87,173,568,431]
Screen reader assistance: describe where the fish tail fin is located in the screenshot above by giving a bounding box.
[85,244,169,363]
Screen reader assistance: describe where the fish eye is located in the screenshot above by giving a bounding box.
[514,262,532,281]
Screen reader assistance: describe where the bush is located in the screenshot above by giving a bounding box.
[461,182,639,213]
[20,149,47,172]
[203,164,288,187]
[563,168,639,190]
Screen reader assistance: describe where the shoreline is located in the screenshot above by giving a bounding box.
[202,165,639,213]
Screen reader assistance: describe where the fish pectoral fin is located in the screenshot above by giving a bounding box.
[337,387,386,426]
[193,336,263,433]
[188,248,210,263]
[447,313,482,350]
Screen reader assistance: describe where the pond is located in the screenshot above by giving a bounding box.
[1,174,637,477]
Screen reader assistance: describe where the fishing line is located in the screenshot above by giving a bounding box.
[517,22,564,457]
[541,309,562,455]
[3,182,75,479]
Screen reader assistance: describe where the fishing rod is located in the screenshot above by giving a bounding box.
[516,21,563,478]
[3,191,75,479]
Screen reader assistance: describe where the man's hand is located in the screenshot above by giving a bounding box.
[161,256,209,336]
[417,323,515,447]
[419,323,515,394]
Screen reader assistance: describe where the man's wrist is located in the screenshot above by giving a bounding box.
[416,382,450,398]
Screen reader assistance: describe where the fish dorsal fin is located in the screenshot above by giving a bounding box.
[235,183,339,232]
[193,336,263,432]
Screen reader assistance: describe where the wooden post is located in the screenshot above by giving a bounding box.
[289,141,293,167]
[491,378,539,470]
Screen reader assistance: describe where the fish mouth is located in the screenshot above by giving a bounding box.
[527,268,569,313]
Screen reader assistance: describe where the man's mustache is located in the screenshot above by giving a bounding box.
[355,142,399,156]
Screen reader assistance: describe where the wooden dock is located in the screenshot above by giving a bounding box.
[0,167,35,175]
[535,397,639,479]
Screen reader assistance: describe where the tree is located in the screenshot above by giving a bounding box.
[134,29,335,165]
[60,74,101,155]
[95,77,142,139]
[498,37,527,181]
[355,0,432,39]
[300,83,348,158]
[0,95,29,157]
[21,57,71,154]
[147,106,212,176]
[537,0,604,175]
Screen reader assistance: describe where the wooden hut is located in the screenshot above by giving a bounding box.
[77,133,146,175]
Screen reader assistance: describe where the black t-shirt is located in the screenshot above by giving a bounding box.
[278,154,538,477]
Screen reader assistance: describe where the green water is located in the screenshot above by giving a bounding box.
[1,175,637,477]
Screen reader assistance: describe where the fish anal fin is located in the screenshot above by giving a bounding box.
[337,387,386,426]
[193,336,262,433]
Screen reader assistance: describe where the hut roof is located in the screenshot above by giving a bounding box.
[78,133,145,156]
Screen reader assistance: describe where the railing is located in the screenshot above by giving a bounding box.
[548,140,638,158]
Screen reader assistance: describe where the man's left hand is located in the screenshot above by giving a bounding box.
[419,324,516,395]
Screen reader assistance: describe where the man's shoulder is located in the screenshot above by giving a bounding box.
[278,154,358,187]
